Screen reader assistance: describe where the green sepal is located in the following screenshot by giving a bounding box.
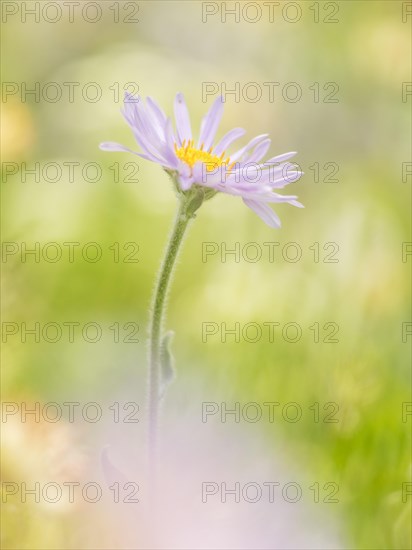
[185,187,206,218]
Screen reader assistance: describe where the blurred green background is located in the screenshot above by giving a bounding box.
[1,1,411,548]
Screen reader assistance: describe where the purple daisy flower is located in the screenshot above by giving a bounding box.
[100,92,303,228]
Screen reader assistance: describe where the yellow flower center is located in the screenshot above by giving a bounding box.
[174,139,232,171]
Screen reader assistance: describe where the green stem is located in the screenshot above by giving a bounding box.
[148,197,191,481]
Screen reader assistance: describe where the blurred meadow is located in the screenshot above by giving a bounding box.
[1,1,411,548]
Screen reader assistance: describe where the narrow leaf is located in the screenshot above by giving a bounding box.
[160,330,175,398]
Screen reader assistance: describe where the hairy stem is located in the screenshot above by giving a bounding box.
[148,197,191,486]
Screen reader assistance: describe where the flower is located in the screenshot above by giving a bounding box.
[100,93,303,228]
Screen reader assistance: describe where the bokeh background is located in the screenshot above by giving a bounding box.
[1,1,411,548]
